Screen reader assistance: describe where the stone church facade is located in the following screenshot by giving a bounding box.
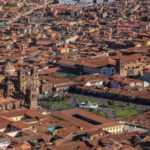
[0,63,40,110]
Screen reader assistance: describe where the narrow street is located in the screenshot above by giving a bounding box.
[6,1,53,26]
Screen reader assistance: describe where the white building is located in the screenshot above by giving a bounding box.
[83,66,116,76]
[59,0,78,4]
[97,0,115,3]
[80,0,93,3]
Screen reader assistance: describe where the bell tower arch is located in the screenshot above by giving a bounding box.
[19,68,26,94]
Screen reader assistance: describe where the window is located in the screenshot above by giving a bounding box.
[21,75,25,80]
[32,94,35,98]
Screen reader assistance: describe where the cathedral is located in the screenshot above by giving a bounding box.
[18,67,40,108]
[0,62,40,110]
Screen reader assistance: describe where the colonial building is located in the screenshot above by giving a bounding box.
[0,63,41,110]
[18,68,40,109]
[4,62,16,76]
[116,54,149,77]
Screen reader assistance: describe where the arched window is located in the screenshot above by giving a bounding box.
[32,94,35,98]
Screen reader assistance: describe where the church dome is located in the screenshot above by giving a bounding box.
[4,62,16,76]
